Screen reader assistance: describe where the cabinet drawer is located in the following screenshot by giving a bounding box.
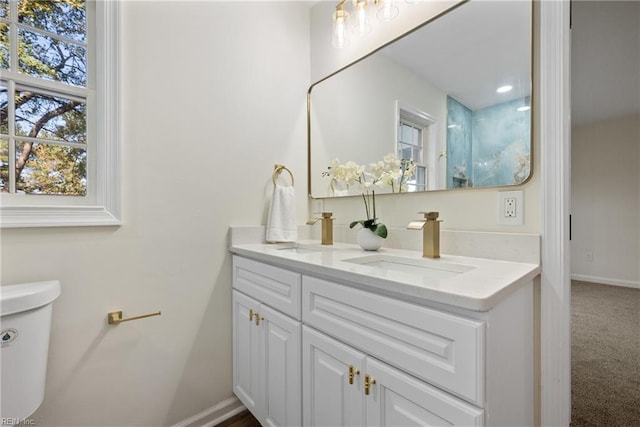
[302,276,485,405]
[233,256,302,319]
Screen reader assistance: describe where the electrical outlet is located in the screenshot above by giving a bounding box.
[498,191,523,225]
[585,250,593,262]
[505,197,517,218]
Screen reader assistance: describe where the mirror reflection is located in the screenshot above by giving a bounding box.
[309,0,532,198]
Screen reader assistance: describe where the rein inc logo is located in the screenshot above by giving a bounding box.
[1,418,35,426]
[1,329,18,347]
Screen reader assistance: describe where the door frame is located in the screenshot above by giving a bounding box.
[539,1,572,425]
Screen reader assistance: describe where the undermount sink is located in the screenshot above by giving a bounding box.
[275,245,320,254]
[343,254,475,279]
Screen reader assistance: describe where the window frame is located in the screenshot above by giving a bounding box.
[396,102,438,192]
[0,0,120,228]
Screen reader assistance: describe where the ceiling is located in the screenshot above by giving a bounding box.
[571,0,640,126]
[381,1,531,111]
[375,0,638,123]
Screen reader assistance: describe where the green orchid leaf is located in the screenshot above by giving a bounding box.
[349,220,365,229]
[373,223,388,238]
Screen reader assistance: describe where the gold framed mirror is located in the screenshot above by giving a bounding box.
[308,0,533,198]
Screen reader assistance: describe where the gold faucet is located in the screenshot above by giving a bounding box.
[306,212,334,245]
[407,212,441,258]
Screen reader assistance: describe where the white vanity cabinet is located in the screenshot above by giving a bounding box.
[232,254,535,427]
[232,257,302,427]
[301,275,534,426]
[303,325,483,427]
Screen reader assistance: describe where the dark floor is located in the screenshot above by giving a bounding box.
[215,410,260,427]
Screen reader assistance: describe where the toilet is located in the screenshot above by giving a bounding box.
[0,280,61,422]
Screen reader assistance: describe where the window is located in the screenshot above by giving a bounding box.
[397,119,426,191]
[397,104,438,192]
[0,0,120,227]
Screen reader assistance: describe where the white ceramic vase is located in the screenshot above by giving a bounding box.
[357,228,384,251]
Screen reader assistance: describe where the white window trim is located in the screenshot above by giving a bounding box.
[0,1,121,228]
[395,101,439,190]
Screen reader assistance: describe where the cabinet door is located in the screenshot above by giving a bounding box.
[303,326,365,427]
[303,276,485,405]
[232,290,263,419]
[261,304,302,427]
[364,358,483,427]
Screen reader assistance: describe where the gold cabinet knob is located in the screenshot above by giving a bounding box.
[255,314,264,326]
[364,374,376,395]
[249,309,264,325]
[348,365,360,385]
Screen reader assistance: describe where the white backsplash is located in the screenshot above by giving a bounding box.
[229,225,540,264]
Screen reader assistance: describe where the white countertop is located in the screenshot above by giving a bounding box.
[230,240,540,311]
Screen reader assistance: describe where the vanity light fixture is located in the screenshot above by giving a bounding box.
[377,0,399,22]
[332,0,404,48]
[353,0,372,36]
[332,1,350,48]
[496,85,513,93]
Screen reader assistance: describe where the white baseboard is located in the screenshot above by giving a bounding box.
[172,396,246,427]
[571,274,640,289]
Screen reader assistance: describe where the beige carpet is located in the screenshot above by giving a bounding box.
[571,280,640,426]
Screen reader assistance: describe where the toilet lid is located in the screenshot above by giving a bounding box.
[0,280,61,316]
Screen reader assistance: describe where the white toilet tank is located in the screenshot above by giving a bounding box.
[0,280,61,421]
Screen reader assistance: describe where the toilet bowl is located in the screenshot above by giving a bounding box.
[0,280,61,422]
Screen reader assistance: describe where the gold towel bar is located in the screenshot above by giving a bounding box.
[272,164,294,187]
[108,310,161,325]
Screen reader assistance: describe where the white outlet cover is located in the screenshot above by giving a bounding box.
[498,191,524,225]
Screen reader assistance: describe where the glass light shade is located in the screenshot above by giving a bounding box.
[352,0,372,36]
[377,0,399,22]
[332,9,350,48]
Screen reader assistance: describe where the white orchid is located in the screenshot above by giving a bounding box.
[322,153,417,240]
[324,153,414,192]
[326,159,364,185]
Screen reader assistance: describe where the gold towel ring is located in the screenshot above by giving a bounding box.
[273,164,294,187]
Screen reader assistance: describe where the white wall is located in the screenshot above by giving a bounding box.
[570,0,640,288]
[0,2,310,426]
[309,1,541,234]
[571,114,640,287]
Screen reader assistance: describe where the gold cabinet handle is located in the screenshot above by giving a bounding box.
[364,374,376,395]
[248,309,264,325]
[255,313,264,326]
[348,365,360,385]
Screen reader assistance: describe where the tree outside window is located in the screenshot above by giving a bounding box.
[1,0,88,196]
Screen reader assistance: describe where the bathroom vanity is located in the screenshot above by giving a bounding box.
[230,239,540,426]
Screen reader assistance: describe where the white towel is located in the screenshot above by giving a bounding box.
[266,185,298,243]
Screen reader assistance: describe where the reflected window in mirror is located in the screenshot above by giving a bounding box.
[397,111,430,192]
[398,120,425,191]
